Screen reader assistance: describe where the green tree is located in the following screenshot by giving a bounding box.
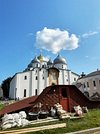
[1,77,12,98]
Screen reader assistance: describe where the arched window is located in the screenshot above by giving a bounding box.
[42,65,44,68]
[24,76,27,80]
[35,89,38,95]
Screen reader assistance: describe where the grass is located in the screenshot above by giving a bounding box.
[0,103,5,110]
[25,109,100,134]
[1,109,100,134]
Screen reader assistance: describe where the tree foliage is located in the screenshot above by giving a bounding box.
[1,77,12,98]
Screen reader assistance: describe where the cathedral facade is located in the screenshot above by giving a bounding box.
[9,54,79,99]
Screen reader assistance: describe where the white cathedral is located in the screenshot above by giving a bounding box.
[9,54,79,99]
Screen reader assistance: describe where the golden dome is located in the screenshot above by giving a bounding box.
[38,54,44,62]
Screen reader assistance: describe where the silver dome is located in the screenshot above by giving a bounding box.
[47,58,53,65]
[28,63,32,68]
[31,56,40,63]
[54,54,67,64]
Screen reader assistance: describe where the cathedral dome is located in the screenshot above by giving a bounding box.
[38,54,46,62]
[28,63,32,68]
[27,56,40,69]
[54,54,67,64]
[32,56,40,63]
[47,58,53,65]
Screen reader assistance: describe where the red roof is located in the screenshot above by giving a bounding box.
[0,96,38,116]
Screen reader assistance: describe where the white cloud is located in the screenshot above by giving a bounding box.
[82,31,99,38]
[35,27,79,54]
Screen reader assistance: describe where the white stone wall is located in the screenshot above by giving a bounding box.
[70,72,79,85]
[31,63,40,68]
[38,69,46,94]
[9,57,79,99]
[9,75,17,99]
[78,75,100,97]
[19,72,31,99]
[54,63,67,70]
[9,68,79,99]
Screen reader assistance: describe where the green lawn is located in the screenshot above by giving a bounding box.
[26,109,100,134]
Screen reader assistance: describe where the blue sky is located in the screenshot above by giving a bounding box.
[0,0,100,84]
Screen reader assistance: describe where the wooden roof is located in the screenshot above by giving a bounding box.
[0,95,37,116]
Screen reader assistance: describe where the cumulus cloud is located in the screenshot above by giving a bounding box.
[35,27,79,54]
[82,31,99,38]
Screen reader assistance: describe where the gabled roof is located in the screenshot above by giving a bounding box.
[79,70,100,79]
[87,70,100,77]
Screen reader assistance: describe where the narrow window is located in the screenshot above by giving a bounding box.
[36,64,38,67]
[74,78,76,81]
[87,82,89,87]
[36,70,37,73]
[24,76,27,80]
[36,76,38,80]
[93,81,96,87]
[42,65,44,68]
[62,65,63,68]
[35,89,38,95]
[24,89,26,97]
[84,83,86,88]
[43,76,44,79]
